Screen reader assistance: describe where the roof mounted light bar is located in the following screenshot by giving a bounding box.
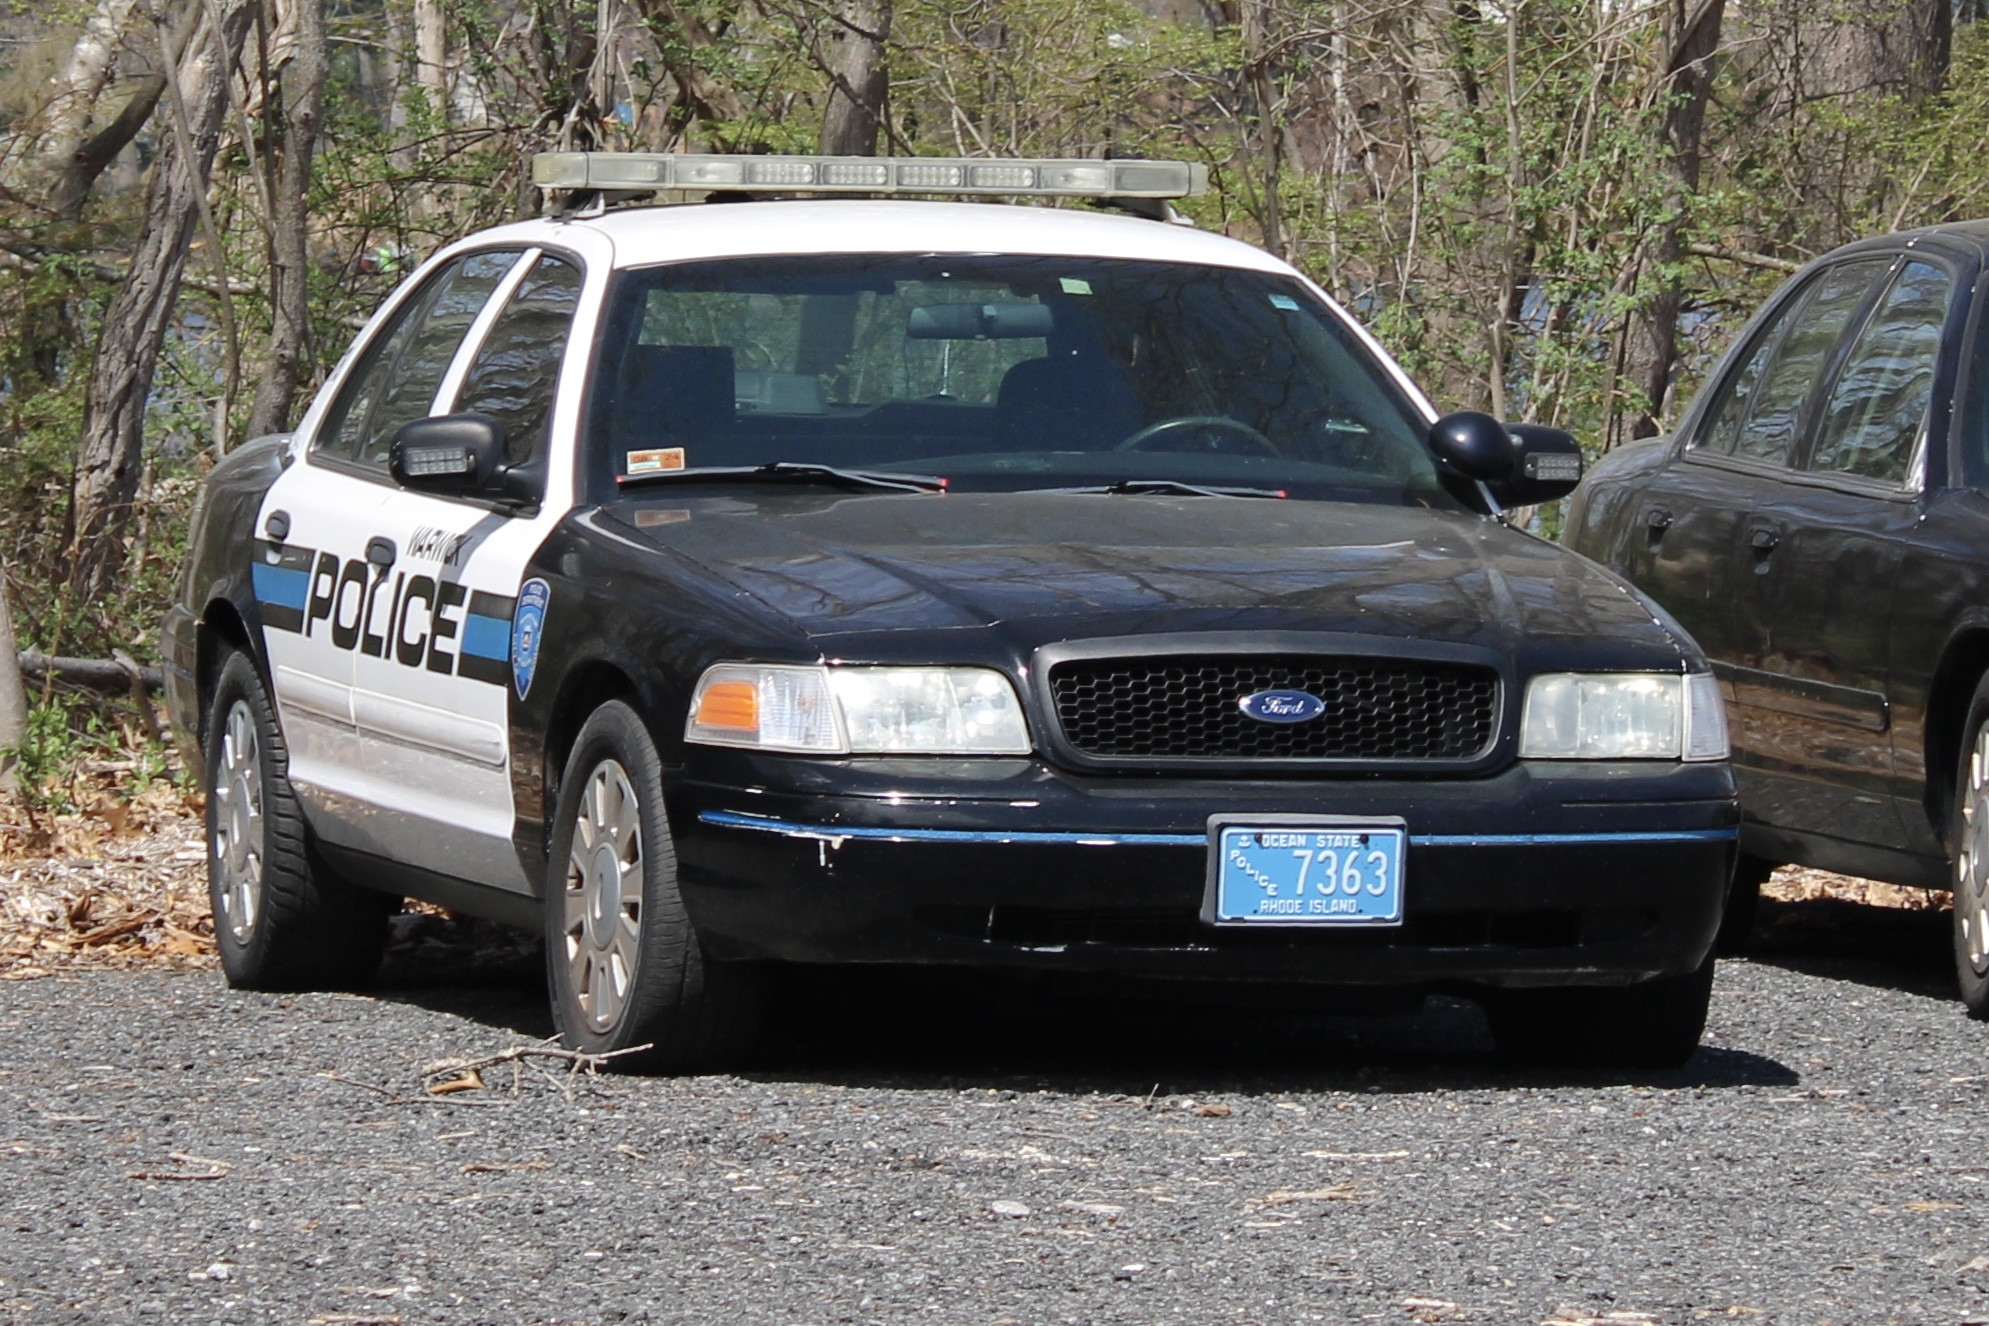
[531,152,1207,201]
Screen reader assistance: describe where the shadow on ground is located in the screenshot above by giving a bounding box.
[1745,893,1953,1002]
[357,910,1800,1093]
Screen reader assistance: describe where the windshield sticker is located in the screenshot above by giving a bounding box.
[1268,293,1300,311]
[511,578,551,699]
[626,447,686,475]
[634,509,692,528]
[1059,277,1092,295]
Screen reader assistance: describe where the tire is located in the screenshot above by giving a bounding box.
[205,651,391,990]
[1715,853,1773,956]
[1949,674,1989,1017]
[1484,953,1715,1069]
[543,701,760,1071]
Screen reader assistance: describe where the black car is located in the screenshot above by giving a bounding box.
[162,153,1737,1069]
[1568,220,1989,1010]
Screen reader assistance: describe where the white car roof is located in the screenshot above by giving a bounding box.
[470,199,1298,275]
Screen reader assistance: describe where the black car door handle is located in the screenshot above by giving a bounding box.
[1748,526,1780,552]
[1645,507,1672,531]
[366,536,397,568]
[265,509,291,544]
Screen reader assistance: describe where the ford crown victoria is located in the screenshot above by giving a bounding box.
[163,154,1737,1068]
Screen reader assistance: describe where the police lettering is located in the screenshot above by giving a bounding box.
[298,554,477,678]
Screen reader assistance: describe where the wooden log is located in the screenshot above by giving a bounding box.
[18,652,164,692]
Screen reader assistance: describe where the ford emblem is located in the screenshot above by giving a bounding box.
[1237,689,1327,724]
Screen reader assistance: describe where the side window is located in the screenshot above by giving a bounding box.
[451,254,585,466]
[1724,260,1891,464]
[314,250,522,469]
[1807,259,1953,485]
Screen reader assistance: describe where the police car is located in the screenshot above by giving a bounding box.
[162,153,1738,1069]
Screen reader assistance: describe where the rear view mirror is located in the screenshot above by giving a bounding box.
[906,302,1054,340]
[389,413,541,508]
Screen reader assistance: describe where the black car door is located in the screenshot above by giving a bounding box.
[1629,260,1895,724]
[1737,257,1957,850]
[1663,258,1897,837]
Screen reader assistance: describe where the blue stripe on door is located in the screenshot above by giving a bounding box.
[460,613,511,660]
[250,562,310,610]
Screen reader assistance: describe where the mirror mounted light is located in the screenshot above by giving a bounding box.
[389,414,541,508]
[1498,423,1584,506]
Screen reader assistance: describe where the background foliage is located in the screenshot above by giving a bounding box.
[0,0,1978,768]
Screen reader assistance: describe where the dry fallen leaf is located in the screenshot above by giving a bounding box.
[1194,1103,1232,1118]
[1906,1201,1962,1211]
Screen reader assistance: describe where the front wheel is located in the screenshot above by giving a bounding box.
[544,701,760,1071]
[1949,674,1989,1017]
[1484,955,1715,1069]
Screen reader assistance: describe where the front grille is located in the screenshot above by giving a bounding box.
[1047,655,1499,762]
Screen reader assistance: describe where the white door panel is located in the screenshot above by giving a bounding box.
[253,464,387,818]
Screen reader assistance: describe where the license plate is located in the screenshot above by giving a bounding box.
[1205,816,1406,927]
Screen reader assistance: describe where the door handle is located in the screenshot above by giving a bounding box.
[264,509,291,544]
[1748,526,1780,552]
[1643,506,1672,551]
[366,536,397,569]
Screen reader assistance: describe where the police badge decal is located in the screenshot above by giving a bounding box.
[511,578,551,698]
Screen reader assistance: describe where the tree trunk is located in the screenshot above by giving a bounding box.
[817,0,890,155]
[246,0,326,439]
[415,0,448,121]
[0,569,28,795]
[1610,0,1723,450]
[27,0,143,207]
[67,0,258,605]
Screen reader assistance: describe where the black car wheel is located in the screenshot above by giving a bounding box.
[544,701,761,1070]
[1484,954,1714,1069]
[205,651,391,990]
[1950,675,1989,1018]
[1715,853,1774,955]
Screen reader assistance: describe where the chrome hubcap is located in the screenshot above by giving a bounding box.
[563,760,643,1033]
[211,700,264,945]
[1960,723,1989,976]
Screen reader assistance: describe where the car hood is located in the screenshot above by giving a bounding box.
[605,491,1687,667]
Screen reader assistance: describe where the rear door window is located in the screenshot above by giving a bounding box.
[1806,259,1953,485]
[1695,259,1891,464]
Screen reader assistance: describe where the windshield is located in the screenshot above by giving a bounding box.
[583,254,1456,508]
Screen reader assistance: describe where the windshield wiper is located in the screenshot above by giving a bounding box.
[618,462,946,494]
[1050,479,1288,499]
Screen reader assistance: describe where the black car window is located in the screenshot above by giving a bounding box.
[1717,259,1891,465]
[451,254,584,467]
[584,254,1455,509]
[314,249,522,469]
[1807,259,1953,485]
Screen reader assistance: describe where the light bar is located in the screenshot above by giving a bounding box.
[531,152,1207,200]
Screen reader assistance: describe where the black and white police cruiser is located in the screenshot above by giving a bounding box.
[163,152,1738,1069]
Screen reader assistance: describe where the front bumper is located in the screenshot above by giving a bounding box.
[670,752,1736,988]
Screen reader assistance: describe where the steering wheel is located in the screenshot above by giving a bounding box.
[1114,415,1280,456]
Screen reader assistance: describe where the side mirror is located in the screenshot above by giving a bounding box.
[1427,411,1584,508]
[389,414,539,507]
[1427,411,1515,481]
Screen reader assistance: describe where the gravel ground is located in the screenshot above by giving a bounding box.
[2,895,1987,1326]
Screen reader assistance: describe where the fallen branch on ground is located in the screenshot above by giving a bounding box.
[19,652,164,692]
[421,1041,655,1086]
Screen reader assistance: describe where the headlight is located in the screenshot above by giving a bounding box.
[1519,671,1727,761]
[686,663,1031,755]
